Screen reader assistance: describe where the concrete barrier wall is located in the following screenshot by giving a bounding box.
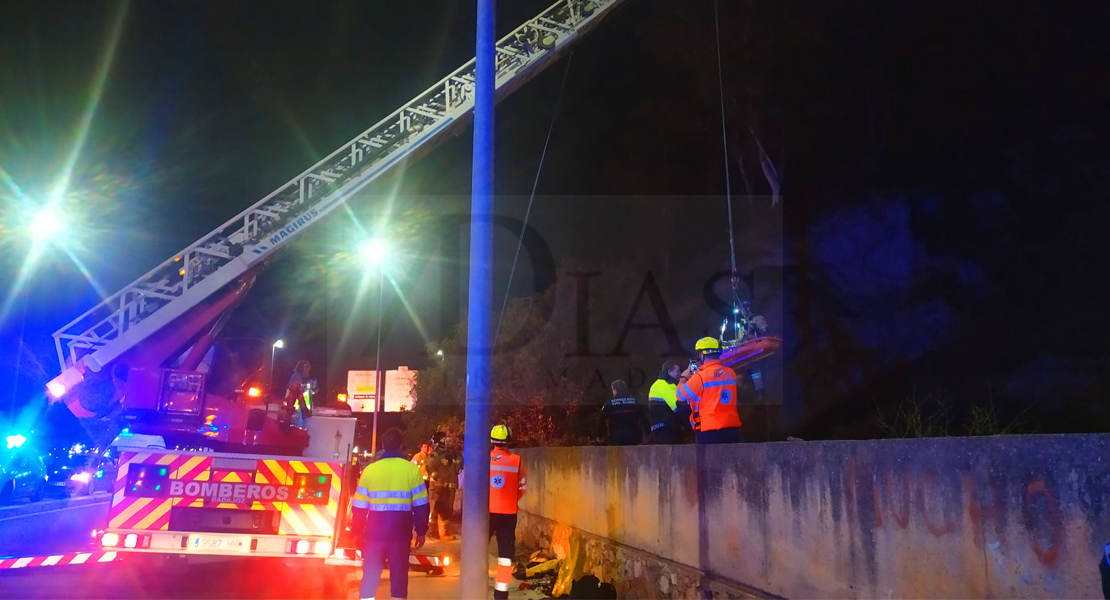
[518,435,1110,599]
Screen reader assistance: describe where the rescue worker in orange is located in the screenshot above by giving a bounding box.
[678,337,743,444]
[489,424,526,600]
[410,434,430,481]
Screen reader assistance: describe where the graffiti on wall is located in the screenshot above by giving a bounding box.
[843,457,1063,567]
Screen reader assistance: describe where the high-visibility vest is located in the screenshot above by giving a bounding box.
[678,359,741,432]
[648,378,679,411]
[353,457,429,512]
[489,448,526,515]
[411,451,429,480]
[351,455,430,540]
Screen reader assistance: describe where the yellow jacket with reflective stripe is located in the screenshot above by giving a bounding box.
[351,452,429,540]
[648,378,679,411]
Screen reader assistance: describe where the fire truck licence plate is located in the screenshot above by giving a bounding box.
[188,534,250,553]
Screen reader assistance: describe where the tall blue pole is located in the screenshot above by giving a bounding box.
[461,0,495,597]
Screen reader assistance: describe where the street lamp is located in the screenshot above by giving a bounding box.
[20,204,66,411]
[361,238,389,453]
[359,238,388,265]
[28,205,64,242]
[270,339,285,393]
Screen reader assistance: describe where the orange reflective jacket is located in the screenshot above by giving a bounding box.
[489,448,526,515]
[678,359,741,432]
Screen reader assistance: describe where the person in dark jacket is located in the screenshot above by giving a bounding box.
[597,380,648,445]
[647,361,693,444]
[426,436,461,540]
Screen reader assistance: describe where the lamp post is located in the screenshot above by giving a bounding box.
[270,339,284,393]
[360,239,388,453]
[461,0,495,595]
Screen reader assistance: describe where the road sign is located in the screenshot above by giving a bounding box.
[383,367,417,412]
[346,370,377,413]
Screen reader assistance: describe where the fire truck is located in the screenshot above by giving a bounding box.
[95,413,354,562]
[29,0,629,579]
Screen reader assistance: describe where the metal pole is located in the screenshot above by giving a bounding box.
[461,0,495,596]
[371,264,385,453]
[269,346,277,392]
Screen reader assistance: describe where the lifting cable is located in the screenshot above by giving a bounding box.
[493,52,575,346]
[713,0,744,331]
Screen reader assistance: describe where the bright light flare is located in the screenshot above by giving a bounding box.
[29,205,64,241]
[337,393,348,403]
[273,339,285,349]
[5,434,26,449]
[71,472,92,483]
[101,533,119,547]
[358,238,388,265]
[46,380,67,399]
[247,387,261,397]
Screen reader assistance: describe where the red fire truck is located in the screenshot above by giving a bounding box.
[99,445,346,560]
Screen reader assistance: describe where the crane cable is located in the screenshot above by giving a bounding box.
[714,0,743,339]
[494,52,574,346]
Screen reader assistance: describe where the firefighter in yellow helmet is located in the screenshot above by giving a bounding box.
[679,337,743,443]
[489,424,526,599]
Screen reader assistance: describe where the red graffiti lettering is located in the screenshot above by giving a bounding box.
[1023,479,1061,566]
[965,475,1001,549]
[917,472,955,536]
[885,472,911,528]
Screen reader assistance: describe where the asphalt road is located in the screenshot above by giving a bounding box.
[0,495,109,558]
[0,548,470,600]
[0,502,541,600]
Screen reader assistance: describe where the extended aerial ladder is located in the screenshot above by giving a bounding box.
[47,0,627,406]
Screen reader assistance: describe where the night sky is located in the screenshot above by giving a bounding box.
[2,0,1108,440]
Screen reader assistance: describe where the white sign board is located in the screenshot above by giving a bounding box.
[383,368,417,412]
[346,370,377,413]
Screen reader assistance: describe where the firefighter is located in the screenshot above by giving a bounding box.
[421,431,446,531]
[285,360,314,427]
[678,337,743,444]
[648,360,692,444]
[425,435,460,541]
[596,380,648,446]
[489,424,526,600]
[351,428,428,600]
